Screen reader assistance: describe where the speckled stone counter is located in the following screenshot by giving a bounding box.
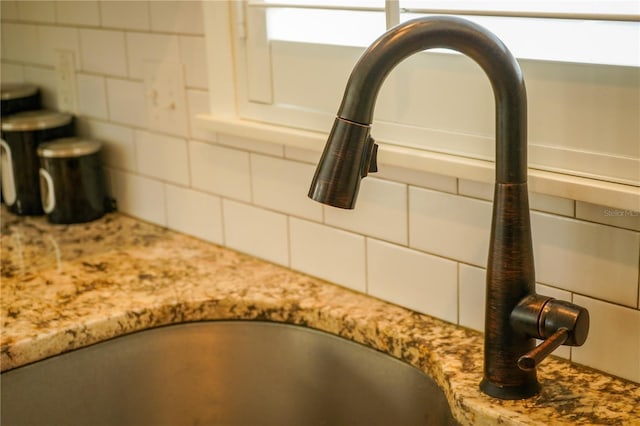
[2,208,639,425]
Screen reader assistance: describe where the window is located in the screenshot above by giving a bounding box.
[199,1,639,209]
[266,0,640,67]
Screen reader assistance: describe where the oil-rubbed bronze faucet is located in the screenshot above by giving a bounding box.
[308,16,589,400]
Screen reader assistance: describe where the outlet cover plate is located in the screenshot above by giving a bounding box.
[55,49,78,113]
[144,60,188,137]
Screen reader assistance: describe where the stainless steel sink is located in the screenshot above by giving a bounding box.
[1,321,458,426]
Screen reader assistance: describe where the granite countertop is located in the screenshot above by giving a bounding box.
[2,208,639,425]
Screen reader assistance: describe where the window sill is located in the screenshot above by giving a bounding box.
[196,114,639,212]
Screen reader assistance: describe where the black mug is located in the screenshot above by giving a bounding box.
[1,83,41,116]
[38,138,109,224]
[1,110,74,215]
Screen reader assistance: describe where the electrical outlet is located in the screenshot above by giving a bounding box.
[55,49,78,113]
[144,61,188,136]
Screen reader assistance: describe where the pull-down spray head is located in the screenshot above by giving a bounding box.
[308,117,378,209]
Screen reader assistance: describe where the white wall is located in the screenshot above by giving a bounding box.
[2,0,639,384]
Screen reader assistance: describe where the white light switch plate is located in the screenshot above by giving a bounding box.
[144,61,188,136]
[55,49,78,113]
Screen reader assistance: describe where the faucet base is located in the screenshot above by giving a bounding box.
[479,378,540,400]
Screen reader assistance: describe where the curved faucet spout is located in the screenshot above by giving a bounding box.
[339,16,527,184]
[308,16,589,400]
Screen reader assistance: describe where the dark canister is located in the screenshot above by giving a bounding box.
[38,138,108,224]
[1,83,41,116]
[1,110,74,215]
[1,83,41,205]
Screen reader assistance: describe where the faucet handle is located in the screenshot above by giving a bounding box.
[511,295,589,371]
[517,327,569,370]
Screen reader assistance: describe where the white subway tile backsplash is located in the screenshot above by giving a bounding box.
[17,1,55,23]
[179,36,208,89]
[1,24,40,64]
[166,184,223,244]
[458,179,493,201]
[135,131,189,186]
[38,26,80,68]
[76,74,107,119]
[100,1,150,30]
[126,33,180,80]
[530,192,574,217]
[325,177,408,245]
[410,186,491,266]
[368,239,458,323]
[106,78,146,127]
[290,218,366,292]
[283,146,319,165]
[110,170,166,226]
[217,133,284,157]
[377,164,458,194]
[23,66,56,108]
[536,284,572,304]
[572,295,640,383]
[55,1,99,26]
[149,1,204,35]
[84,120,136,171]
[1,1,18,20]
[531,212,640,307]
[0,63,24,83]
[190,141,251,202]
[80,29,127,76]
[223,200,289,266]
[576,201,640,232]
[186,89,215,142]
[251,155,322,222]
[458,264,486,332]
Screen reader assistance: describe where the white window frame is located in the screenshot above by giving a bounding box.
[197,1,640,211]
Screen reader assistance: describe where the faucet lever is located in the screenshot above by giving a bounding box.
[517,327,569,371]
[511,295,589,371]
